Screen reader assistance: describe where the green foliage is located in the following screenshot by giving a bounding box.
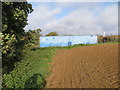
[25,28,42,47]
[1,33,17,56]
[1,32,22,73]
[2,47,56,88]
[98,35,119,43]
[2,2,33,72]
[45,32,58,36]
[2,2,33,36]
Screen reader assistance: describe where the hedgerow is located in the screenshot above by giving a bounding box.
[2,47,56,88]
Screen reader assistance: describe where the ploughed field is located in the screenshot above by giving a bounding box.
[46,43,119,88]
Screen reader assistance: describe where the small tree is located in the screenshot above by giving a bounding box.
[25,28,42,46]
[45,32,58,36]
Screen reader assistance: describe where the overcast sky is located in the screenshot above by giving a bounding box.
[24,2,118,35]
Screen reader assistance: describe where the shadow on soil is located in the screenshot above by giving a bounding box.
[24,73,46,89]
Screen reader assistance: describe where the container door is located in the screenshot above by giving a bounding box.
[68,42,72,46]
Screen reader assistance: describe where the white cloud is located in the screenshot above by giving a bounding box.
[41,4,118,35]
[24,5,61,31]
[97,4,118,35]
[98,4,118,26]
[25,3,118,35]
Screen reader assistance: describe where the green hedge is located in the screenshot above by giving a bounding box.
[2,47,56,88]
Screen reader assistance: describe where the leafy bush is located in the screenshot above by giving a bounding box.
[24,29,41,47]
[1,33,17,60]
[2,2,33,73]
[1,32,27,73]
[98,35,119,43]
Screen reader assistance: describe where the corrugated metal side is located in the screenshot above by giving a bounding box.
[40,36,98,47]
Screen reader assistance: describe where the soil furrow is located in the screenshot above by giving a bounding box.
[45,43,118,88]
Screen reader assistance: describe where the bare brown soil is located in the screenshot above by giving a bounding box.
[46,44,119,88]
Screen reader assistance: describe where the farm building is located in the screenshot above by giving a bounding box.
[40,35,98,47]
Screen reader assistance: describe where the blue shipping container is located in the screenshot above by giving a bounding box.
[40,35,98,47]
